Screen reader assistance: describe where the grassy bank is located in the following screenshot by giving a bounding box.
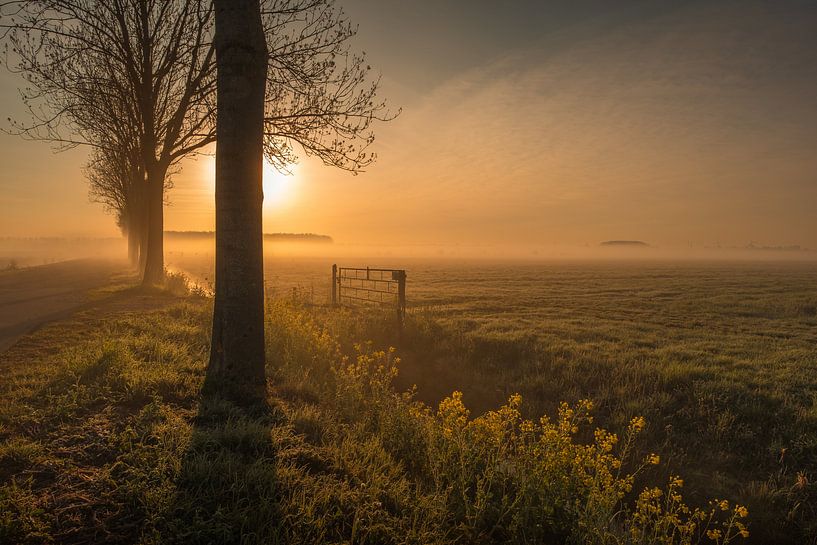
[0,284,758,544]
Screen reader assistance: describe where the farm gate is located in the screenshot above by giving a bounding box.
[331,265,406,329]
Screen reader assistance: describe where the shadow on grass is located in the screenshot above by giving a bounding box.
[162,375,284,544]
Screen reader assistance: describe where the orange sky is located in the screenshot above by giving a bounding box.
[2,0,817,250]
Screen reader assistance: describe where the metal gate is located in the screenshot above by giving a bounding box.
[332,265,406,328]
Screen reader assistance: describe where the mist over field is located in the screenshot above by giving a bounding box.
[3,231,814,287]
[0,237,126,269]
[3,234,815,273]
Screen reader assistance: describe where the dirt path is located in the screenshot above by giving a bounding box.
[0,259,128,353]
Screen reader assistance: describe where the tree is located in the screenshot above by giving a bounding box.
[2,0,217,285]
[85,146,145,266]
[207,0,268,401]
[207,0,395,397]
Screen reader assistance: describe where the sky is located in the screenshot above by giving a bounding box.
[1,0,817,250]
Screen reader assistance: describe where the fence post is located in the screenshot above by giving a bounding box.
[331,264,337,306]
[396,269,406,333]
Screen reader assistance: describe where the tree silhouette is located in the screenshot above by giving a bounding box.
[2,0,216,285]
[85,146,145,266]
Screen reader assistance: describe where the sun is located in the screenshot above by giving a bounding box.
[262,161,297,206]
[199,155,297,207]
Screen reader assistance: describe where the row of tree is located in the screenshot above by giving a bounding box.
[1,0,391,284]
[1,0,393,397]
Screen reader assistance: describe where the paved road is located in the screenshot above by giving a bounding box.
[0,259,127,353]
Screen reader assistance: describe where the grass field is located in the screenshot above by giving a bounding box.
[169,256,817,542]
[399,261,817,543]
[1,259,816,543]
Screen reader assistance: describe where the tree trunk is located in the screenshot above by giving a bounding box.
[142,165,167,286]
[208,0,268,402]
[132,176,148,275]
[127,183,143,268]
[138,202,148,273]
[127,224,139,267]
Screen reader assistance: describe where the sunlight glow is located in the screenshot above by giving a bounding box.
[199,156,297,209]
[263,161,297,207]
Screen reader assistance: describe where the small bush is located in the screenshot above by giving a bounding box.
[164,270,192,296]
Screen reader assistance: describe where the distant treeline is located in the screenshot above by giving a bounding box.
[743,243,805,252]
[164,231,333,243]
[600,240,649,247]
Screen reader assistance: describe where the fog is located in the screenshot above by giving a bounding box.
[3,235,814,277]
[0,237,126,269]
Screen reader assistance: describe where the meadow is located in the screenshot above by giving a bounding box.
[1,258,816,543]
[375,260,817,543]
[168,255,817,542]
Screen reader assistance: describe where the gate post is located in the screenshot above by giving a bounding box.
[331,264,337,306]
[396,269,406,332]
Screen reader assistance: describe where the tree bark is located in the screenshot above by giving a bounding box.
[137,182,148,274]
[127,224,139,267]
[131,174,148,274]
[141,164,167,286]
[127,181,144,268]
[138,214,148,273]
[208,0,268,402]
